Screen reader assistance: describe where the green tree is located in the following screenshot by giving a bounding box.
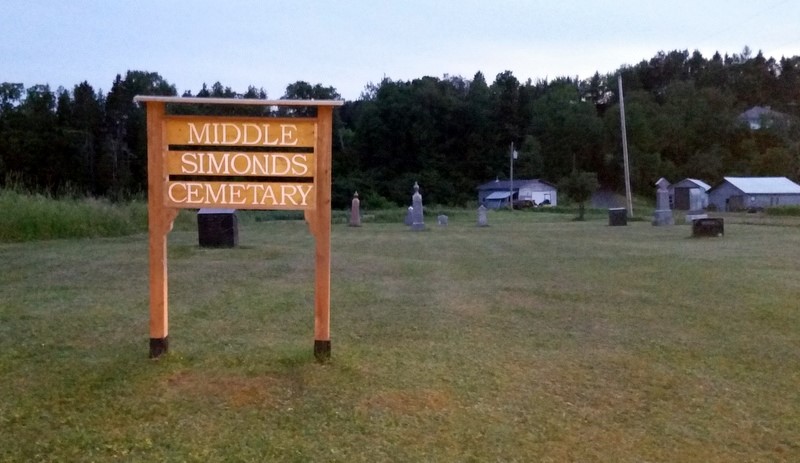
[54,82,105,194]
[0,83,24,114]
[280,81,341,117]
[0,83,25,185]
[531,80,603,182]
[10,84,63,191]
[559,170,599,220]
[514,135,543,179]
[490,71,523,152]
[462,71,495,184]
[103,71,176,197]
[752,146,796,176]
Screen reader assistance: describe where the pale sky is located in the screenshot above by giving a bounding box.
[3,0,799,101]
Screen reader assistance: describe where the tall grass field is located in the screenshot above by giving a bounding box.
[1,202,799,461]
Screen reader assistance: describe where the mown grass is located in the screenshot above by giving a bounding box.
[0,186,653,242]
[1,209,799,461]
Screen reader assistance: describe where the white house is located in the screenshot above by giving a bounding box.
[738,106,788,130]
[477,179,557,209]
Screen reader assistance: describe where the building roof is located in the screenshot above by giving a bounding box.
[739,106,783,121]
[485,191,512,200]
[738,106,787,129]
[477,179,556,191]
[714,176,800,195]
[672,178,711,191]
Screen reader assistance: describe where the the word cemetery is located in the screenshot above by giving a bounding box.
[135,96,343,361]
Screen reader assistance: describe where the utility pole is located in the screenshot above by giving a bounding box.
[509,142,517,210]
[618,76,634,217]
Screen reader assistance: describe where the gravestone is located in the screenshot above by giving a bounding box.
[692,218,724,237]
[608,207,627,226]
[652,183,674,226]
[197,208,238,247]
[437,214,448,226]
[411,182,425,231]
[685,188,708,223]
[689,188,708,211]
[349,191,361,227]
[477,205,489,227]
[404,206,414,226]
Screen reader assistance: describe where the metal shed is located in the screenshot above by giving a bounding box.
[708,177,800,211]
[669,178,711,210]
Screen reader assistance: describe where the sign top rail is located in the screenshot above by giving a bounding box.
[133,95,344,107]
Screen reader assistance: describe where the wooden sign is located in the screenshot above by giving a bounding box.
[134,96,343,362]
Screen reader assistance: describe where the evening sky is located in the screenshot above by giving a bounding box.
[3,0,799,100]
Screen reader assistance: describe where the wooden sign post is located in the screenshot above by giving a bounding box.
[134,96,343,362]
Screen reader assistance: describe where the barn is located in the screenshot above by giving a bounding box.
[708,177,800,211]
[669,178,711,210]
[477,179,557,209]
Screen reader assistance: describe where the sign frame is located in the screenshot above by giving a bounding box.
[134,96,343,362]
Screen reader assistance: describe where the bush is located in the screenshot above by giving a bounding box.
[0,189,149,242]
[765,205,800,217]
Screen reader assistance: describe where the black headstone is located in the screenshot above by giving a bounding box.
[692,217,724,237]
[608,208,627,226]
[197,208,238,247]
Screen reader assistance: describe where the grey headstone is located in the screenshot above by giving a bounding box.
[411,182,425,231]
[652,184,674,226]
[652,209,674,226]
[689,188,708,211]
[437,214,448,226]
[477,205,489,227]
[349,191,361,227]
[655,184,670,210]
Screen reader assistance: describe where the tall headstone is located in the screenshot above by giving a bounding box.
[411,182,425,231]
[477,205,489,227]
[652,183,674,226]
[349,191,361,227]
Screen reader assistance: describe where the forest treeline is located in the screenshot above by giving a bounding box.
[2,47,799,208]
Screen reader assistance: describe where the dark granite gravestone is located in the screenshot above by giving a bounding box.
[197,208,238,247]
[608,207,627,226]
[692,218,724,237]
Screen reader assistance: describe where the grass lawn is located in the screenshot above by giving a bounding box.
[1,210,799,461]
